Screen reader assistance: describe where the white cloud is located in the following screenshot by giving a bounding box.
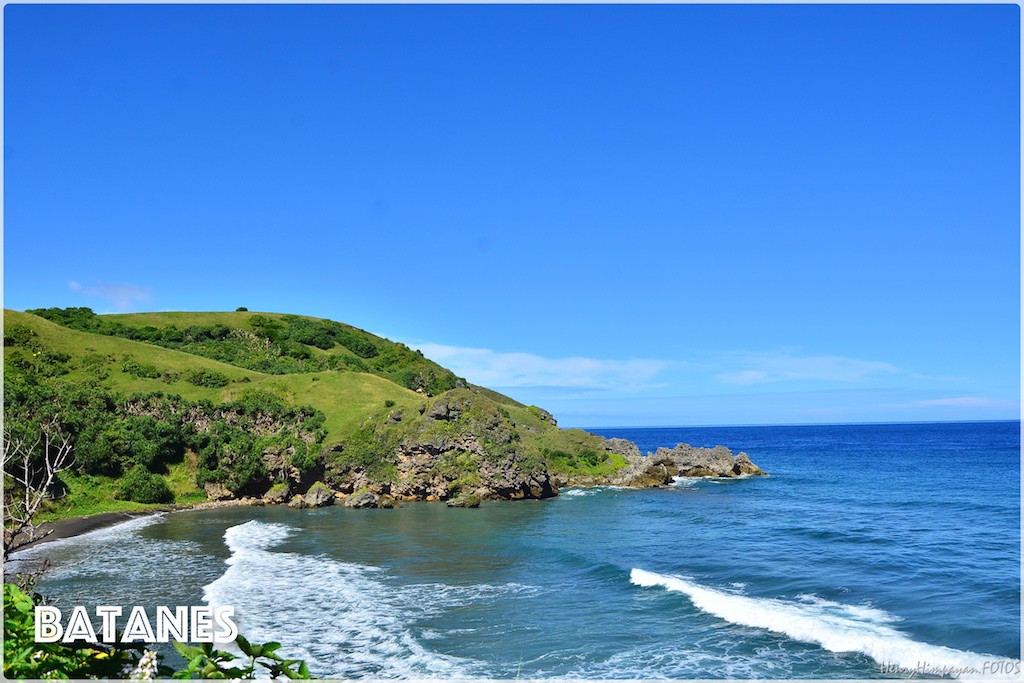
[408,342,903,393]
[409,342,679,390]
[916,396,997,407]
[874,396,1020,414]
[68,280,153,312]
[713,351,899,385]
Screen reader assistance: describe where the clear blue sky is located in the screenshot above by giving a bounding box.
[4,4,1020,427]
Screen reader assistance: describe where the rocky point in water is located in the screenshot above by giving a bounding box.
[549,438,766,488]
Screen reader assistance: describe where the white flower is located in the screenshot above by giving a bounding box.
[127,650,159,681]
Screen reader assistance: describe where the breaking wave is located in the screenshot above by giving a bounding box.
[203,521,528,678]
[631,568,1019,678]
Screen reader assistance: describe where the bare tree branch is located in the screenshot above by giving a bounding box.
[3,419,75,560]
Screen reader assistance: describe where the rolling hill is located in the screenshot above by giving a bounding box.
[4,308,624,518]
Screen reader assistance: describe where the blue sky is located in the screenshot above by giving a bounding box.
[4,4,1020,427]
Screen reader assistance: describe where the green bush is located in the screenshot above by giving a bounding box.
[172,636,311,679]
[117,465,174,503]
[541,447,609,474]
[121,359,162,379]
[3,324,36,346]
[76,415,185,475]
[186,369,230,388]
[336,330,378,358]
[4,583,153,679]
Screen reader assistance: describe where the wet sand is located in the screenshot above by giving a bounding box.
[10,499,249,552]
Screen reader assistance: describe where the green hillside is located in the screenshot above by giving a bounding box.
[4,308,621,520]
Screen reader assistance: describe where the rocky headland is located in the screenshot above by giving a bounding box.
[5,308,769,523]
[222,434,767,510]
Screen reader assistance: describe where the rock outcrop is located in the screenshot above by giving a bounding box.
[263,482,291,504]
[303,481,335,507]
[329,435,557,503]
[344,490,379,509]
[203,482,234,501]
[294,389,762,504]
[447,493,481,508]
[327,390,558,504]
[600,442,766,488]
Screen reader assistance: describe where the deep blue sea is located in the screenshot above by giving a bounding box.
[13,421,1021,679]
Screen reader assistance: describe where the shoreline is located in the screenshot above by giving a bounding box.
[9,499,250,554]
[9,473,767,555]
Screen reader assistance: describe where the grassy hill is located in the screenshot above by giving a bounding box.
[4,308,623,519]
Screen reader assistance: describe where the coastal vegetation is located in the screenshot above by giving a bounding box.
[3,308,624,522]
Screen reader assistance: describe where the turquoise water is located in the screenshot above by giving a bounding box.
[14,421,1020,678]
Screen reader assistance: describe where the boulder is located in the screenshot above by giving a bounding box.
[204,482,234,501]
[287,495,308,509]
[264,482,291,504]
[344,490,379,509]
[447,494,481,508]
[425,395,468,421]
[304,481,335,507]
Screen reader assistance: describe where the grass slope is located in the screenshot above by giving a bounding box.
[4,309,621,519]
[5,309,421,438]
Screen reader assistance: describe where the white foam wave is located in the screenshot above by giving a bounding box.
[631,568,1019,679]
[9,513,166,560]
[204,521,477,679]
[7,514,170,577]
[560,485,631,498]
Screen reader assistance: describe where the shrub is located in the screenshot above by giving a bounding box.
[578,448,608,468]
[384,399,396,408]
[334,355,368,372]
[117,465,173,503]
[121,359,162,379]
[186,369,230,388]
[26,307,100,331]
[236,306,249,311]
[336,330,378,358]
[3,324,36,347]
[3,584,153,679]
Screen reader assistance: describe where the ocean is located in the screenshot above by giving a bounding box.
[12,421,1021,679]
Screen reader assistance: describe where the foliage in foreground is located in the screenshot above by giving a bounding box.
[3,583,312,680]
[172,637,310,680]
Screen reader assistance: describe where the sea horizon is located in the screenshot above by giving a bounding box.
[582,417,1021,430]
